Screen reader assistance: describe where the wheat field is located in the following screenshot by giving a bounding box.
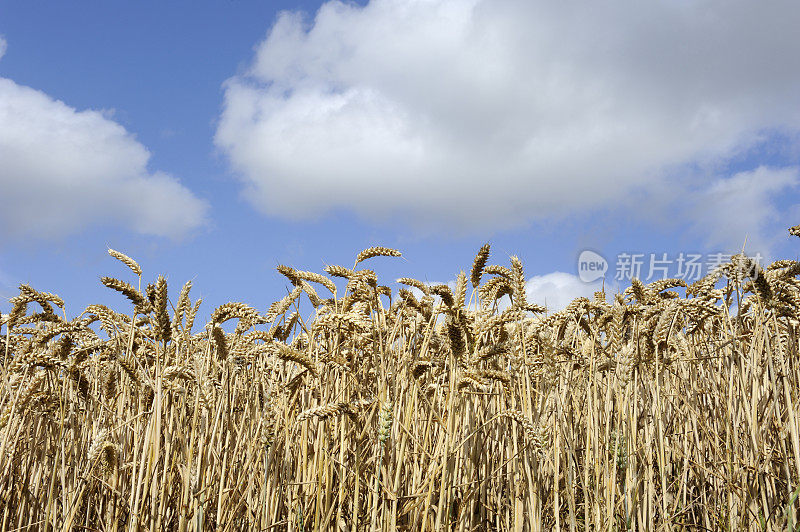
[1,234,799,530]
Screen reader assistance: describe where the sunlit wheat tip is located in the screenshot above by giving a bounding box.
[355,246,401,265]
[471,243,491,288]
[108,248,142,276]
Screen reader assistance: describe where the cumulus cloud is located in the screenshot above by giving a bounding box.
[689,166,798,257]
[525,272,605,313]
[216,0,800,230]
[0,74,207,240]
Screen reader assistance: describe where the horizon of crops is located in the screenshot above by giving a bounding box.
[1,231,800,530]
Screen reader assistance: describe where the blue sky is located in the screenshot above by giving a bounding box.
[1,0,799,321]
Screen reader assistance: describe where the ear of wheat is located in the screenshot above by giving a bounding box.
[355,246,401,265]
[108,248,142,277]
[471,243,491,288]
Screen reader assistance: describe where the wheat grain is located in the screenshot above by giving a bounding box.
[431,284,455,309]
[18,284,65,310]
[378,401,393,444]
[296,402,356,423]
[471,243,491,288]
[275,343,318,377]
[324,264,355,279]
[154,275,171,343]
[294,269,337,294]
[108,248,142,276]
[397,277,431,296]
[355,246,401,265]
[211,325,229,359]
[101,277,150,312]
[266,285,303,322]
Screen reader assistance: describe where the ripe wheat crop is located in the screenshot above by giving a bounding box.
[1,236,800,530]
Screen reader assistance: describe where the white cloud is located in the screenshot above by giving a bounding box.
[216,0,800,230]
[689,166,798,257]
[0,36,7,60]
[525,272,605,313]
[0,76,208,240]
